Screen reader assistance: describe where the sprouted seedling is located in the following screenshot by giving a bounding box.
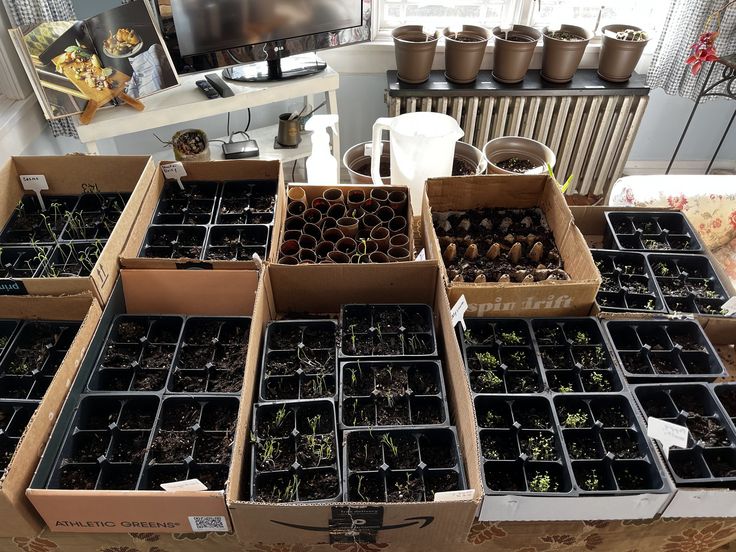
[500,331,522,345]
[274,404,288,428]
[564,411,588,428]
[284,474,300,502]
[479,369,502,389]
[530,473,552,493]
[476,351,500,370]
[559,384,573,393]
[380,434,398,457]
[573,331,590,345]
[356,474,368,501]
[584,473,600,490]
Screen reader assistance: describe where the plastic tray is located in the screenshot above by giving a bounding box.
[591,249,666,313]
[605,211,704,253]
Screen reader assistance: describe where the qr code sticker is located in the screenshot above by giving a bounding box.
[188,515,229,532]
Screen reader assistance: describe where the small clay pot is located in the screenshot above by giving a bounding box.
[370,226,390,251]
[287,186,308,208]
[393,25,440,84]
[388,216,408,235]
[323,188,344,205]
[311,197,330,214]
[388,191,408,211]
[328,251,351,263]
[336,237,357,255]
[443,25,490,84]
[541,24,593,83]
[370,188,390,205]
[303,223,322,241]
[280,239,300,257]
[337,217,359,238]
[598,24,650,82]
[388,246,411,262]
[287,201,306,217]
[298,234,317,250]
[285,216,306,231]
[347,189,366,209]
[327,203,347,220]
[390,234,410,249]
[369,251,389,263]
[278,255,299,265]
[323,228,344,244]
[492,25,541,84]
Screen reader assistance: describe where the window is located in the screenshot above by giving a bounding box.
[379,0,669,36]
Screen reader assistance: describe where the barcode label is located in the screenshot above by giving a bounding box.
[188,515,229,532]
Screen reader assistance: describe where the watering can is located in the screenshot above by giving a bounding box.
[371,112,463,214]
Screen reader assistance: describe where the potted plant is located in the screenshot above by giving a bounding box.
[483,136,556,176]
[491,25,541,84]
[392,25,440,84]
[443,25,490,84]
[598,25,650,82]
[541,24,594,83]
[171,129,210,162]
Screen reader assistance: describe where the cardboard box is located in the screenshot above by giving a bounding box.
[0,292,101,537]
[27,269,259,533]
[120,160,285,270]
[423,175,600,317]
[0,156,156,303]
[571,205,736,345]
[227,262,482,547]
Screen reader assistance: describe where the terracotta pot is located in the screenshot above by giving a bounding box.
[344,141,391,185]
[337,217,359,238]
[393,25,440,84]
[492,25,541,84]
[598,24,650,82]
[483,136,556,175]
[541,24,593,83]
[443,25,490,84]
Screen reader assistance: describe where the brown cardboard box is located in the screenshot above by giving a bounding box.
[571,205,736,345]
[227,262,482,547]
[27,269,259,533]
[0,156,156,303]
[276,184,415,262]
[422,175,601,317]
[120,160,285,270]
[0,292,101,537]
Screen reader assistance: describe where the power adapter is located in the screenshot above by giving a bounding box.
[223,139,259,159]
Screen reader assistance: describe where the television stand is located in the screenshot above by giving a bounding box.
[223,54,327,83]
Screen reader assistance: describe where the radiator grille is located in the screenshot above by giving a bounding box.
[387,93,649,196]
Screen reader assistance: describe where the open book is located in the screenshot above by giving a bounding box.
[9,1,178,121]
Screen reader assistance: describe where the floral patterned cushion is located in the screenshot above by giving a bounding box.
[608,175,736,286]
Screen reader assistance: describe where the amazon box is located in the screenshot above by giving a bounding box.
[27,269,259,533]
[422,175,601,317]
[0,155,156,303]
[226,262,482,547]
[0,292,100,537]
[120,159,285,271]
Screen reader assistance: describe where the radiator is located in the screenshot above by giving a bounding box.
[386,77,650,196]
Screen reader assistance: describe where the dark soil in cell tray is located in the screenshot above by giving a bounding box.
[217,180,277,224]
[475,395,573,494]
[0,402,38,473]
[591,250,666,313]
[648,253,733,316]
[43,241,104,278]
[634,383,736,486]
[433,208,569,283]
[251,399,341,502]
[59,192,131,241]
[0,195,78,245]
[169,317,251,394]
[339,360,450,428]
[140,225,207,259]
[204,225,270,260]
[0,321,80,400]
[0,246,52,278]
[605,211,703,253]
[340,304,437,358]
[343,427,466,502]
[714,384,736,427]
[604,320,727,382]
[152,181,218,225]
[554,394,668,493]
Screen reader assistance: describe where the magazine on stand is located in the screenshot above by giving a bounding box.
[9,1,178,120]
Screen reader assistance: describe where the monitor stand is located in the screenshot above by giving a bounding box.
[222,54,327,82]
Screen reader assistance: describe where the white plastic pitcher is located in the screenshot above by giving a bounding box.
[371,113,463,214]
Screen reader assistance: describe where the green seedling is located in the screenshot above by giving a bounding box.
[530,472,552,493]
[380,434,398,457]
[500,331,523,345]
[564,410,588,428]
[559,384,573,393]
[356,474,368,501]
[284,474,300,502]
[475,351,500,370]
[526,435,555,460]
[584,473,600,491]
[573,331,590,345]
[479,369,502,389]
[274,404,288,428]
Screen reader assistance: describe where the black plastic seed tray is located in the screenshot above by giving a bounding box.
[259,320,338,402]
[217,180,277,225]
[591,249,666,313]
[152,181,219,225]
[59,192,131,241]
[713,383,736,429]
[554,394,669,494]
[633,383,736,486]
[604,320,727,382]
[0,195,79,245]
[0,401,37,473]
[204,224,271,261]
[605,211,704,253]
[648,253,733,316]
[0,320,80,400]
[343,426,466,502]
[476,394,574,495]
[339,360,450,429]
[44,241,105,278]
[0,246,52,278]
[140,225,207,259]
[340,304,438,359]
[251,399,341,502]
[46,393,239,491]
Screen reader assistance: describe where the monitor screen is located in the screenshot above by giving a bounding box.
[171,0,363,57]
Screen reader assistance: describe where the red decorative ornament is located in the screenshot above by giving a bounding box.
[686,31,720,75]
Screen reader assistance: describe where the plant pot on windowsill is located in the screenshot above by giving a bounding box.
[598,24,650,82]
[392,25,440,84]
[483,136,555,175]
[443,25,490,84]
[492,25,541,84]
[172,129,210,162]
[541,24,594,83]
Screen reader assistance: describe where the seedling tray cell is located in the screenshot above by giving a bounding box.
[591,249,666,313]
[0,401,38,473]
[714,384,736,428]
[648,253,732,316]
[45,241,105,278]
[59,192,131,241]
[260,320,338,401]
[217,180,277,225]
[605,211,703,253]
[0,195,79,245]
[169,316,251,394]
[87,315,184,393]
[604,320,727,382]
[152,181,219,225]
[140,225,207,259]
[0,321,80,400]
[339,360,450,428]
[0,246,52,278]
[343,426,466,502]
[251,399,341,502]
[634,383,736,486]
[340,304,437,359]
[204,225,270,260]
[476,394,573,495]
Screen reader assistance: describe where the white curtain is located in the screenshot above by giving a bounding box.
[648,0,736,101]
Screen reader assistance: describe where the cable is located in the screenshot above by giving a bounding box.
[226,112,231,136]
[291,159,297,182]
[244,108,251,133]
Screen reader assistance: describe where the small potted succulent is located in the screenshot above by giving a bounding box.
[491,25,541,83]
[392,25,440,84]
[541,24,594,83]
[443,25,490,84]
[598,25,650,82]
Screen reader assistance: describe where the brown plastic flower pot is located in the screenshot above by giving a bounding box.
[541,24,593,83]
[393,25,440,84]
[343,141,391,185]
[483,136,556,175]
[443,25,490,84]
[492,25,541,84]
[598,24,650,82]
